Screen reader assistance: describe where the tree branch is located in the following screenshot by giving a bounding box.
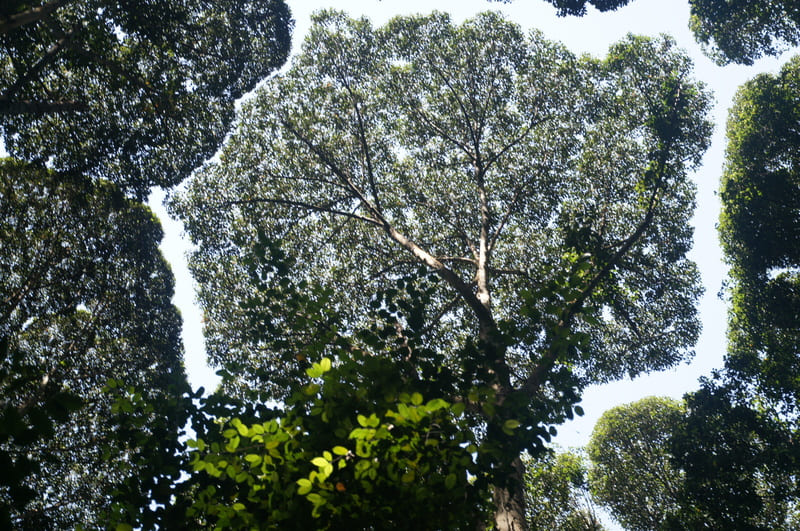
[0,0,72,36]
[2,24,78,100]
[519,76,690,397]
[428,58,482,156]
[0,97,86,115]
[280,112,494,327]
[218,197,382,227]
[384,223,494,326]
[337,73,383,212]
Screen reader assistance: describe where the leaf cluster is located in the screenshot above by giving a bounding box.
[0,159,189,528]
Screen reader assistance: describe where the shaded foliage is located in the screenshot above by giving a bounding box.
[720,55,800,410]
[0,0,292,198]
[670,383,799,529]
[0,159,190,528]
[666,53,800,530]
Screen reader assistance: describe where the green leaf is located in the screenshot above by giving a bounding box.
[225,436,240,452]
[319,357,332,372]
[311,457,329,468]
[245,454,262,466]
[297,478,313,495]
[426,398,448,412]
[306,492,325,507]
[233,418,249,437]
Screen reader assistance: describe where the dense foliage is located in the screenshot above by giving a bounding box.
[0,159,190,528]
[172,11,711,527]
[586,394,799,529]
[671,384,799,529]
[587,397,685,530]
[0,0,292,197]
[719,55,800,408]
[524,449,603,530]
[530,0,800,64]
[666,53,800,530]
[178,239,490,529]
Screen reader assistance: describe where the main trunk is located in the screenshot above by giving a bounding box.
[479,318,529,531]
[492,456,528,531]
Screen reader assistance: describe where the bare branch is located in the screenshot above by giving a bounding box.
[338,73,383,212]
[428,58,482,157]
[218,197,382,227]
[489,186,522,253]
[437,256,477,266]
[406,103,473,157]
[420,294,462,335]
[280,117,381,218]
[489,267,530,278]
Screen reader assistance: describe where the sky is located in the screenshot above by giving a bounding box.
[151,0,798,452]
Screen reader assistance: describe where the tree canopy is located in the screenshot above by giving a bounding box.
[0,0,292,198]
[531,0,800,64]
[688,0,800,65]
[0,159,190,528]
[171,10,711,528]
[524,448,603,530]
[587,396,685,530]
[664,52,800,530]
[719,55,800,409]
[587,394,799,529]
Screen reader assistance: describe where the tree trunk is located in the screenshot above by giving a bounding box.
[493,455,529,531]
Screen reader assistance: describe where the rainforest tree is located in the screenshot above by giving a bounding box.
[667,53,800,529]
[0,160,191,528]
[171,11,711,529]
[719,55,800,407]
[524,448,603,530]
[587,397,685,530]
